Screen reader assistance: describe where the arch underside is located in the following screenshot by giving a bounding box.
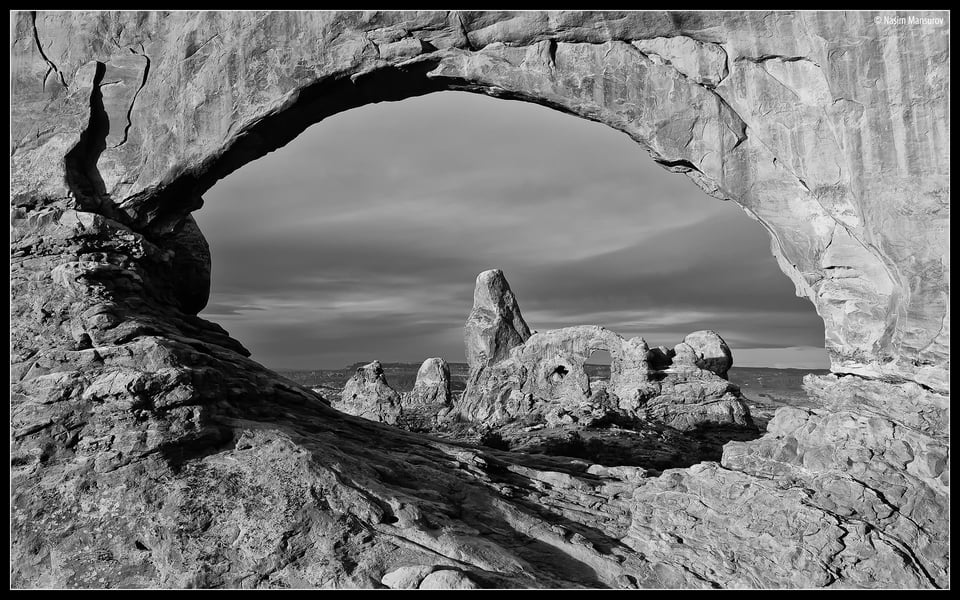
[10,11,949,588]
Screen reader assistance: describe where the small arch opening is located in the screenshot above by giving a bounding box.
[548,365,569,384]
[585,349,612,390]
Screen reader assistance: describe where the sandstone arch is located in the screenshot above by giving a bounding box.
[12,11,948,391]
[11,11,949,588]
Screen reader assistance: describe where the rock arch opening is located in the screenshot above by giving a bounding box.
[198,90,828,377]
[586,349,612,394]
[197,90,826,470]
[549,365,570,383]
[101,30,928,391]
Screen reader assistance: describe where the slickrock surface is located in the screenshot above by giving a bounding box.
[630,375,951,588]
[336,361,402,425]
[10,10,949,589]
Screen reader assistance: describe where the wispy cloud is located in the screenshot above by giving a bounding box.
[202,302,269,316]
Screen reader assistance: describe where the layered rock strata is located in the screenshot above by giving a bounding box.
[11,10,949,589]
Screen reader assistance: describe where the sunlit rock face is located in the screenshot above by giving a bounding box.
[679,331,732,379]
[406,357,452,409]
[335,361,402,425]
[397,357,453,430]
[464,269,532,370]
[10,10,949,589]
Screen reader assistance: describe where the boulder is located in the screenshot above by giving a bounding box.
[418,569,481,590]
[683,330,733,378]
[381,565,437,589]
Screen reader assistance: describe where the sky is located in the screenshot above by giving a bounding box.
[196,91,829,371]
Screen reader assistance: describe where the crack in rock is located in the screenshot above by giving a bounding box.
[114,45,151,149]
[30,11,68,90]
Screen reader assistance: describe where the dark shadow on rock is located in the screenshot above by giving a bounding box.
[493,421,765,473]
[155,424,236,474]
